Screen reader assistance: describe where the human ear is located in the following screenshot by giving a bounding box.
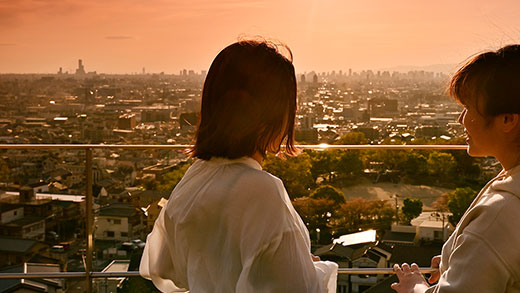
[501,113,520,133]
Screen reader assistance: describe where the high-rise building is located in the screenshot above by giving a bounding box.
[75,59,86,75]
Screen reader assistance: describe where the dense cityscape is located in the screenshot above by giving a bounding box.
[0,60,497,293]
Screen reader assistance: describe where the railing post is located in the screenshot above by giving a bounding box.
[85,148,94,293]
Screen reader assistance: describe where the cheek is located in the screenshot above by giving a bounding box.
[462,113,477,129]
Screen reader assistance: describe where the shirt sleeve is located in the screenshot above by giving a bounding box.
[425,231,511,293]
[240,230,337,293]
[235,173,338,293]
[139,208,188,293]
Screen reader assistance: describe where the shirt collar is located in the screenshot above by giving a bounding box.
[207,156,262,171]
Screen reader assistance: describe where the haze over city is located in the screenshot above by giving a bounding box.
[3,1,520,292]
[1,0,519,74]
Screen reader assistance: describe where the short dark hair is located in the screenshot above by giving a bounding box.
[191,40,298,160]
[449,44,520,117]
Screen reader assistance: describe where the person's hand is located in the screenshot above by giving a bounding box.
[311,254,320,262]
[428,255,441,284]
[391,263,429,293]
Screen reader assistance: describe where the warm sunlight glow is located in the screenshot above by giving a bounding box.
[0,0,519,73]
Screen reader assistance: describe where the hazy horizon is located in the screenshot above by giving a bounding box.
[1,0,519,74]
[0,62,458,75]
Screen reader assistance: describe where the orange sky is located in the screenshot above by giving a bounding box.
[0,0,519,74]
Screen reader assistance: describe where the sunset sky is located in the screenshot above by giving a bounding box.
[1,0,519,74]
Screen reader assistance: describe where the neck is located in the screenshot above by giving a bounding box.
[496,146,520,171]
[251,151,263,165]
[499,157,520,171]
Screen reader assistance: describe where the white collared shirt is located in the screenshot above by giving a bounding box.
[140,157,337,292]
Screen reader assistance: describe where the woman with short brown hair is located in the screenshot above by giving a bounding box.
[392,45,520,292]
[140,40,337,293]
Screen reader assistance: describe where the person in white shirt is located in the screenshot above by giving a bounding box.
[391,45,520,292]
[140,39,338,293]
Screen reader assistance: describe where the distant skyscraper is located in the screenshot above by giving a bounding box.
[76,59,86,75]
[58,67,63,74]
[142,67,146,74]
[301,74,306,83]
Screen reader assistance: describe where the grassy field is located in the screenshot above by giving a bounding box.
[340,182,452,210]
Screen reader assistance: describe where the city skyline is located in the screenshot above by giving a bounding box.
[0,0,519,74]
[8,57,457,76]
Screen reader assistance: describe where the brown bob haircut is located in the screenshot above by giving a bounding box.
[449,44,520,117]
[191,40,298,160]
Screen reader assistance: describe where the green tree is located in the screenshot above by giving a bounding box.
[376,149,407,171]
[401,198,423,224]
[401,152,428,179]
[427,151,457,182]
[335,151,364,178]
[142,177,158,191]
[446,187,478,225]
[263,153,314,198]
[157,163,191,192]
[335,131,368,145]
[306,150,338,183]
[335,198,395,234]
[292,197,337,244]
[310,185,345,204]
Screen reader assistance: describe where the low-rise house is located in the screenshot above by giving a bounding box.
[142,164,176,181]
[0,205,45,241]
[28,181,49,194]
[0,205,23,225]
[130,190,169,209]
[0,188,55,240]
[95,203,145,242]
[0,263,63,293]
[315,230,378,293]
[383,213,454,246]
[350,245,393,292]
[0,216,45,241]
[94,260,130,293]
[0,237,49,267]
[411,212,453,243]
[381,225,416,246]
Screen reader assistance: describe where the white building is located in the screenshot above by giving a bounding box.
[95,203,144,241]
[95,260,130,293]
[411,212,453,242]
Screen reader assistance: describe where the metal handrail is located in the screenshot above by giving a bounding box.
[0,272,141,279]
[0,143,460,290]
[0,268,438,279]
[0,144,467,150]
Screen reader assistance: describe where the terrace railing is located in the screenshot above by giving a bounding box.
[0,144,465,292]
